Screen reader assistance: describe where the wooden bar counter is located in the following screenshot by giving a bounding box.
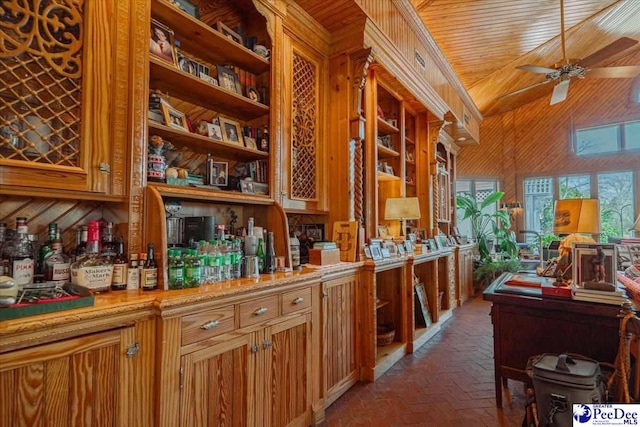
[483,273,622,408]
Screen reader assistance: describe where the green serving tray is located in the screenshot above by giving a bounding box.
[0,283,94,322]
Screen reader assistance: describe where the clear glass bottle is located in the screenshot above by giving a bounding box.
[35,222,57,283]
[110,238,128,290]
[208,240,222,284]
[127,253,140,290]
[290,233,301,270]
[231,238,242,279]
[184,249,202,288]
[101,222,117,260]
[168,249,185,290]
[141,243,158,291]
[44,232,70,285]
[4,217,35,286]
[70,220,114,292]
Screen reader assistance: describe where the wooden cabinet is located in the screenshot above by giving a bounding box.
[158,281,317,427]
[321,272,360,408]
[456,244,475,305]
[0,0,130,196]
[0,326,152,426]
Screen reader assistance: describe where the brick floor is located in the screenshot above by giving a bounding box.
[325,294,527,426]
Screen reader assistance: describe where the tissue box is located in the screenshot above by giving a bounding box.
[308,248,340,266]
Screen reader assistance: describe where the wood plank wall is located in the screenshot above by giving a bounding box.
[457,50,640,214]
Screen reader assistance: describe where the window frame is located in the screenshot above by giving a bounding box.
[573,119,640,157]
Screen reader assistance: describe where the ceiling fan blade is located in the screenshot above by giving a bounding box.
[577,37,639,69]
[585,66,640,79]
[499,80,551,98]
[517,65,558,74]
[550,80,570,105]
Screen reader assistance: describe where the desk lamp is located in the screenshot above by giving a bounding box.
[552,198,600,279]
[631,215,640,237]
[384,197,421,238]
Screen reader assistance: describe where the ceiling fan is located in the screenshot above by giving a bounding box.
[507,0,640,105]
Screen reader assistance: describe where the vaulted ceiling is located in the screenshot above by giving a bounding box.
[412,0,640,117]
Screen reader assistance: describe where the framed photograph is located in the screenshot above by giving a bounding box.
[244,136,257,150]
[169,0,199,18]
[150,19,178,66]
[219,117,244,145]
[414,228,427,242]
[364,245,372,259]
[384,165,394,175]
[240,179,255,194]
[177,52,197,75]
[208,161,228,186]
[404,240,414,254]
[397,244,405,255]
[216,65,241,94]
[408,233,417,243]
[377,225,389,239]
[453,226,461,236]
[573,243,617,288]
[215,22,242,44]
[381,247,391,258]
[161,103,188,130]
[428,238,438,251]
[206,123,223,140]
[414,283,432,327]
[369,238,383,249]
[370,245,383,261]
[246,86,260,103]
[383,241,398,256]
[438,235,450,248]
[200,74,217,85]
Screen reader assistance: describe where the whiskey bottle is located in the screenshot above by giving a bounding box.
[100,222,117,260]
[4,217,35,285]
[73,226,88,263]
[44,233,70,285]
[110,238,128,291]
[127,253,140,290]
[141,243,158,291]
[265,231,276,274]
[35,222,58,283]
[70,220,114,292]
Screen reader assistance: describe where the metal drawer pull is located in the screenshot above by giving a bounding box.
[253,307,268,316]
[263,339,272,349]
[200,320,220,330]
[292,297,304,305]
[251,343,259,354]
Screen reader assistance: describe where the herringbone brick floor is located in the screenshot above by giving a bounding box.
[325,294,527,426]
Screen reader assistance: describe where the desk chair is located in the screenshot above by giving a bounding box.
[611,301,640,403]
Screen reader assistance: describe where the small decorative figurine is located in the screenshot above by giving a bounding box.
[147,135,174,182]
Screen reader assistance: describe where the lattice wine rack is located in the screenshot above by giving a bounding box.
[1,1,83,166]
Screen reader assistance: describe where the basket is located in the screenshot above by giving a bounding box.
[376,324,395,346]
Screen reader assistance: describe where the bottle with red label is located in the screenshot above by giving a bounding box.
[3,217,35,285]
[70,220,114,292]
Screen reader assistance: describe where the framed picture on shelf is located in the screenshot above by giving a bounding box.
[414,283,432,327]
[215,22,243,44]
[169,0,199,18]
[150,19,178,66]
[573,243,617,288]
[404,240,413,254]
[414,228,427,242]
[246,86,260,103]
[428,238,438,251]
[219,117,244,145]
[240,179,255,194]
[381,247,391,258]
[216,65,240,94]
[161,103,188,131]
[370,245,383,261]
[364,245,372,259]
[208,161,228,187]
[206,123,223,140]
[332,221,358,262]
[244,136,257,150]
[397,243,405,255]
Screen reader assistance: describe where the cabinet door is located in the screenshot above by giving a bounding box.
[0,327,134,426]
[180,333,254,427]
[323,274,359,406]
[280,35,327,212]
[0,1,129,195]
[265,313,312,427]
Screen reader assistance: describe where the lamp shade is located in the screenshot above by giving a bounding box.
[384,197,421,220]
[631,215,640,232]
[552,199,600,234]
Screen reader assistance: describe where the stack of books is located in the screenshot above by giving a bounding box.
[571,283,628,305]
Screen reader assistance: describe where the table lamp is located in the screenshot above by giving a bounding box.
[631,214,640,237]
[384,197,421,237]
[552,199,600,279]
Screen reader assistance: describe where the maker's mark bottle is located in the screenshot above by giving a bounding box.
[70,220,114,292]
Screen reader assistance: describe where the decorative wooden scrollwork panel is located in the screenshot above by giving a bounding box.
[0,0,83,166]
[290,51,317,201]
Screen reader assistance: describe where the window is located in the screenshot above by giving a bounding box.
[524,178,553,240]
[597,171,635,242]
[574,120,640,155]
[558,174,590,199]
[455,179,498,240]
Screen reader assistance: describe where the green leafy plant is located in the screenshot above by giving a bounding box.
[473,258,522,289]
[456,191,518,262]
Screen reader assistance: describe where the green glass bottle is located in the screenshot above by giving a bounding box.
[168,249,185,290]
[256,238,265,274]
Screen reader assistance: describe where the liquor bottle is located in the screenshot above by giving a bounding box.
[290,233,301,270]
[44,232,70,285]
[245,217,257,256]
[265,232,276,274]
[231,238,242,279]
[167,249,185,290]
[110,238,128,290]
[101,222,117,260]
[141,243,158,291]
[127,253,140,290]
[73,226,88,263]
[4,217,35,286]
[256,237,265,273]
[0,222,6,275]
[70,220,114,292]
[35,222,57,283]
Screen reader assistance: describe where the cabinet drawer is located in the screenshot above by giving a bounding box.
[281,287,311,315]
[181,306,235,346]
[239,295,279,328]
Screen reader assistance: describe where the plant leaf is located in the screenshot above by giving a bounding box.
[480,191,504,210]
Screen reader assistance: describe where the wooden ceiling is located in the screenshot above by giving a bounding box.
[412,0,640,117]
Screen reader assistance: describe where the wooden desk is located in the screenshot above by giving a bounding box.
[483,273,621,407]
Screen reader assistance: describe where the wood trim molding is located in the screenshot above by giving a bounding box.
[393,0,482,123]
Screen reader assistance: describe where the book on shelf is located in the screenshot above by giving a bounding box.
[570,282,625,296]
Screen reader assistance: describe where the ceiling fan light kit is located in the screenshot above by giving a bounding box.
[507,0,639,106]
